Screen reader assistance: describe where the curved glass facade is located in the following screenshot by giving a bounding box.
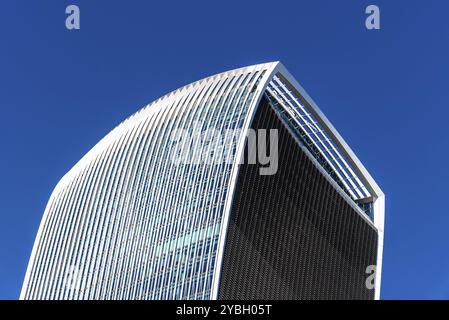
[21,62,385,300]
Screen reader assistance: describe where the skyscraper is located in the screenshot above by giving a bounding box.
[21,62,384,300]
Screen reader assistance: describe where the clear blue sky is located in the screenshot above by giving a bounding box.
[1,0,448,300]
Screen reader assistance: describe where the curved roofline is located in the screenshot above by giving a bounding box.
[47,60,383,209]
[52,62,279,197]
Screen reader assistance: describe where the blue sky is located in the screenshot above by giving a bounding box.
[1,0,448,299]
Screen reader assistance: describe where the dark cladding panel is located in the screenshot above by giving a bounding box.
[218,96,378,300]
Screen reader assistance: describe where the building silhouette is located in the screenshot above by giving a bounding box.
[21,62,384,300]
